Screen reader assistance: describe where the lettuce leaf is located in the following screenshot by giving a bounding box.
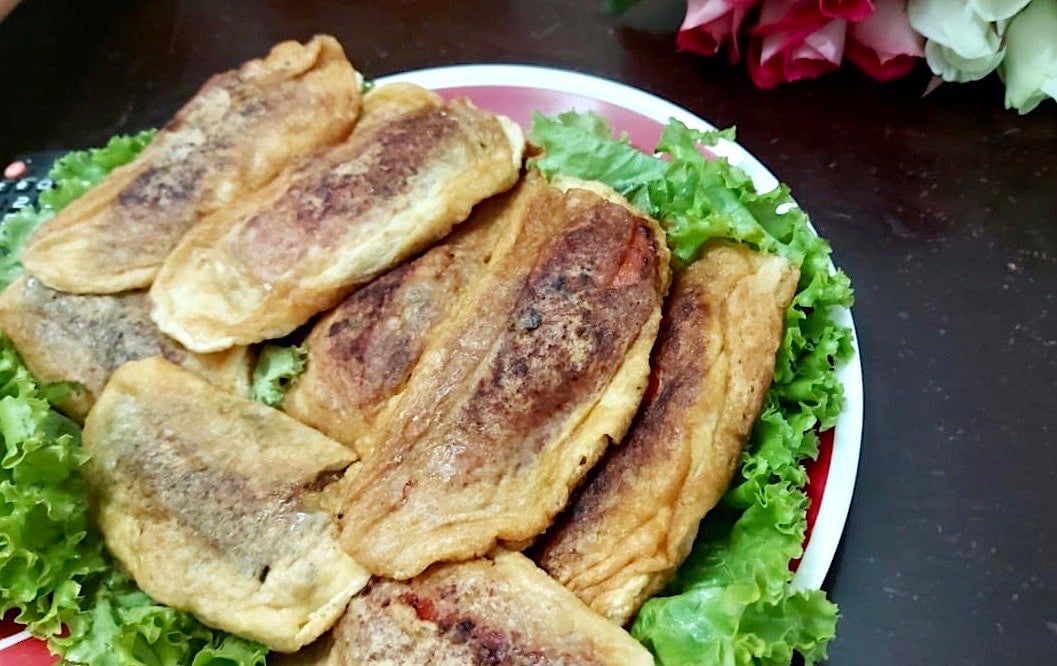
[251,344,307,406]
[57,570,267,666]
[0,336,106,637]
[529,111,854,665]
[0,130,156,291]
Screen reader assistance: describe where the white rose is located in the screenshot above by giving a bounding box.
[970,0,1032,20]
[908,0,1005,81]
[1000,0,1057,113]
[923,41,1005,82]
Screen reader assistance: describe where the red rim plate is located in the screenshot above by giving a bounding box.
[3,69,861,661]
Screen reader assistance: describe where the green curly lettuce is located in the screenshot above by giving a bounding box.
[57,570,268,666]
[0,335,104,637]
[251,344,308,406]
[0,139,267,664]
[530,111,854,665]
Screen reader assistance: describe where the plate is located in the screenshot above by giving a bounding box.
[1,64,863,660]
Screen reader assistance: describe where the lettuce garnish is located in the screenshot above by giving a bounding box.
[251,344,308,406]
[0,335,102,637]
[0,139,267,664]
[530,111,854,665]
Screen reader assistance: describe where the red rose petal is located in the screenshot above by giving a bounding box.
[819,0,875,21]
[753,0,830,39]
[677,24,725,57]
[678,0,762,63]
[753,0,832,67]
[785,50,842,81]
[747,37,787,89]
[845,38,918,80]
[748,0,847,88]
[728,4,755,62]
[843,0,923,79]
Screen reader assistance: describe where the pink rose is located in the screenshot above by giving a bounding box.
[747,0,852,88]
[683,0,923,88]
[844,0,925,79]
[820,0,876,20]
[677,0,761,63]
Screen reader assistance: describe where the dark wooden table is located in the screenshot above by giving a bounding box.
[2,1,1056,663]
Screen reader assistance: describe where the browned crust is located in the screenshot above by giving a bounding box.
[282,200,511,458]
[234,104,470,280]
[535,241,799,624]
[334,174,670,580]
[0,275,251,421]
[149,85,525,352]
[83,357,367,652]
[323,551,653,665]
[23,35,362,294]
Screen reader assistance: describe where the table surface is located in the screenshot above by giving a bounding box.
[2,0,1055,663]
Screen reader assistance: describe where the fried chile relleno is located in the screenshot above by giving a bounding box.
[535,242,799,624]
[23,36,363,294]
[334,174,670,580]
[149,83,525,353]
[82,358,370,652]
[293,551,653,665]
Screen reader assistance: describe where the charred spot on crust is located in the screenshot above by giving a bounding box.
[326,318,353,338]
[325,266,408,350]
[285,108,454,233]
[452,198,661,477]
[312,248,470,406]
[237,97,270,119]
[239,105,461,277]
[470,629,513,665]
[308,106,458,221]
[342,570,601,665]
[21,279,171,379]
[118,165,205,209]
[538,280,711,561]
[453,619,476,642]
[515,308,542,331]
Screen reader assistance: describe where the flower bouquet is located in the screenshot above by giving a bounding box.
[620,0,1057,112]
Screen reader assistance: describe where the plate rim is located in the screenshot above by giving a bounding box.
[379,63,865,592]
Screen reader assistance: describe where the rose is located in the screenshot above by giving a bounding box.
[680,0,924,88]
[747,0,921,88]
[1000,0,1057,113]
[678,0,761,62]
[908,0,1006,82]
[909,0,1056,111]
[970,0,1032,20]
[746,0,854,88]
[845,0,925,80]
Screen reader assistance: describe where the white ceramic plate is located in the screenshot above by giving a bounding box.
[2,64,863,661]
